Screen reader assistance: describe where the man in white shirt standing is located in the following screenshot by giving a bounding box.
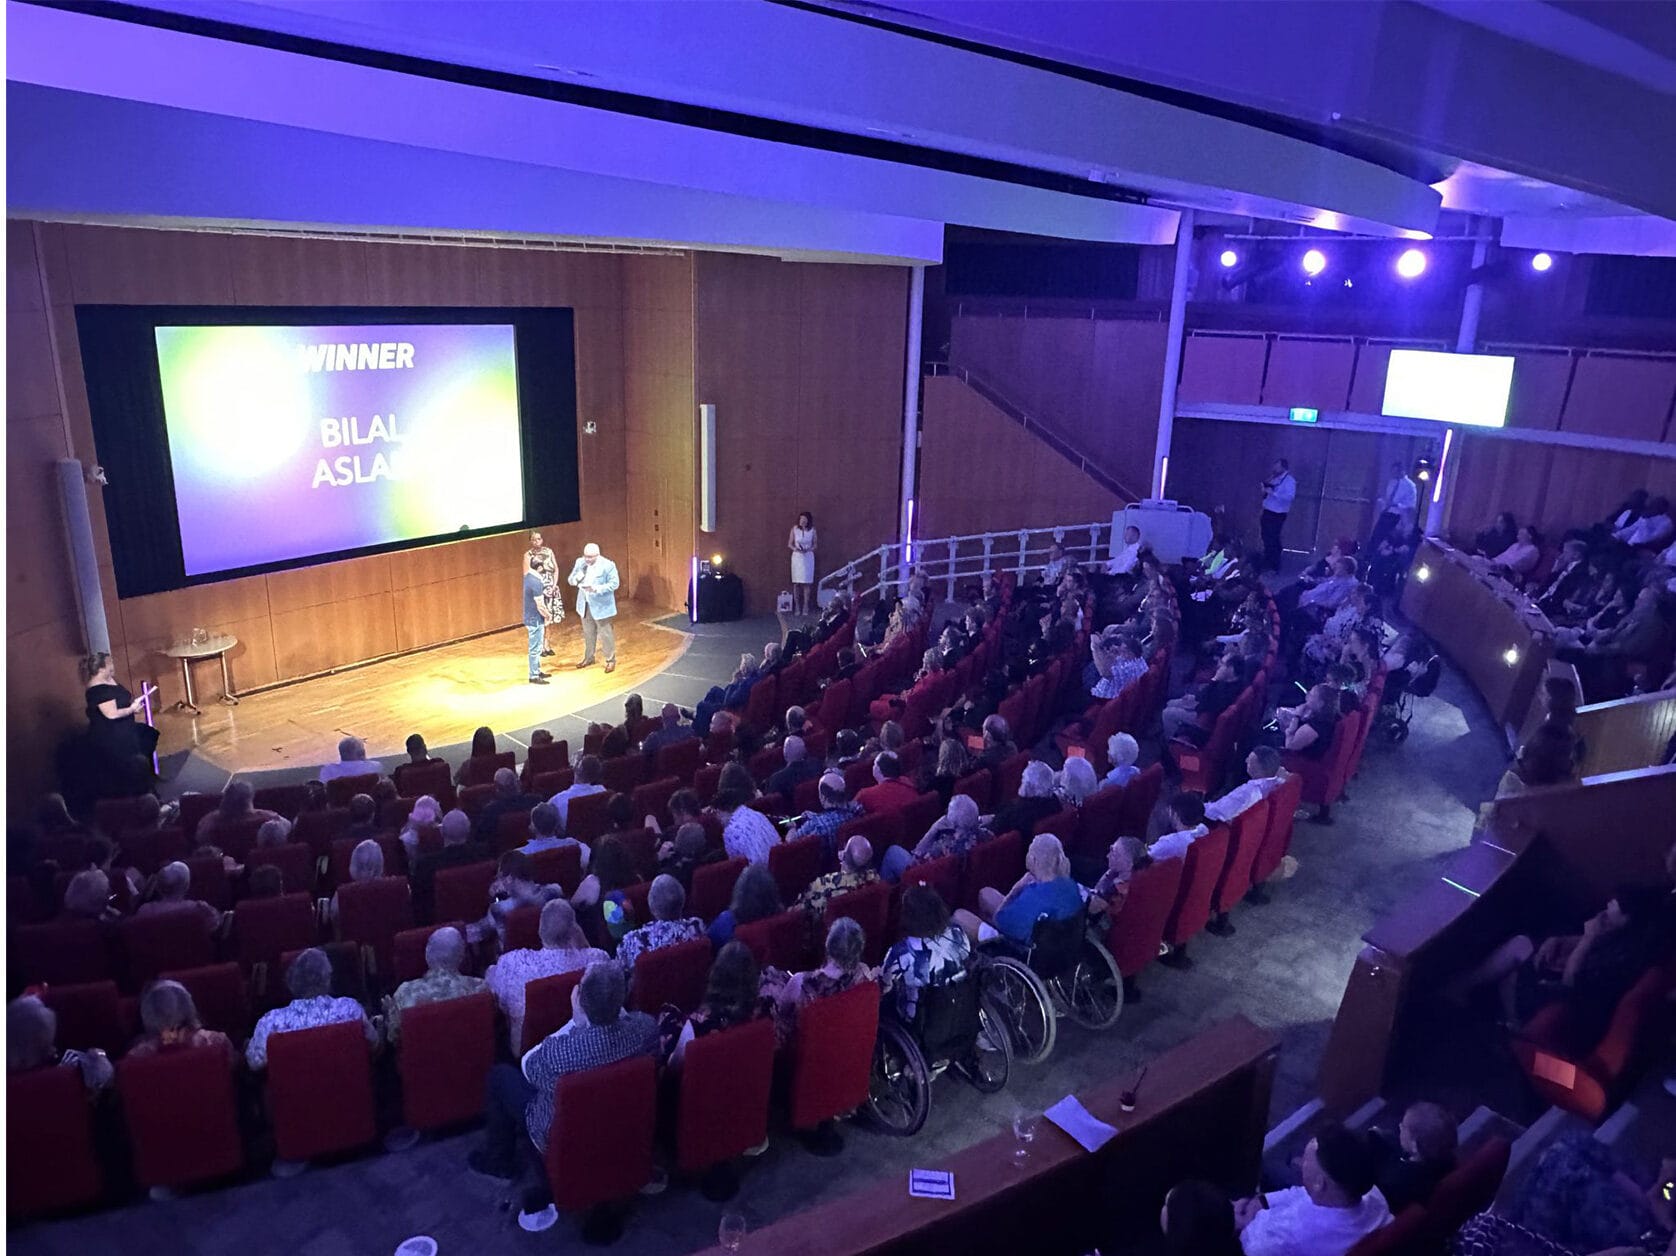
[1369,462,1418,552]
[1238,1125,1392,1256]
[1205,748,1289,824]
[567,542,621,674]
[1259,459,1298,574]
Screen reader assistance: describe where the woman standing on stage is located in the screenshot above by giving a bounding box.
[789,511,818,617]
[525,531,563,656]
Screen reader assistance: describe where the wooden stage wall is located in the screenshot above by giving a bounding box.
[6,223,910,805]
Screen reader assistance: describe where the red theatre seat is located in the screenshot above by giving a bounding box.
[1107,857,1186,980]
[521,970,585,1054]
[246,842,315,895]
[251,783,314,821]
[291,808,352,857]
[528,844,583,896]
[459,752,517,788]
[632,777,681,830]
[961,831,1026,914]
[903,852,962,912]
[393,759,454,807]
[234,893,319,975]
[431,861,498,927]
[120,911,217,990]
[392,921,468,985]
[630,938,712,1016]
[161,962,252,1042]
[952,768,993,812]
[266,1019,377,1163]
[1212,800,1273,920]
[120,826,190,877]
[768,836,823,904]
[732,909,811,973]
[10,919,111,988]
[1072,785,1127,861]
[504,904,543,954]
[521,741,571,790]
[1163,827,1231,950]
[676,1017,777,1175]
[325,772,381,807]
[8,1065,102,1218]
[117,1044,243,1191]
[1251,774,1305,887]
[601,755,646,796]
[691,858,747,922]
[42,980,128,1057]
[822,881,891,966]
[1116,763,1164,837]
[399,992,497,1132]
[334,876,414,986]
[654,739,703,785]
[568,792,612,844]
[544,1053,657,1214]
[788,981,880,1132]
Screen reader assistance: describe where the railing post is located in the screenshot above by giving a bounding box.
[982,535,994,586]
[1088,522,1103,567]
[878,546,890,600]
[1016,530,1029,577]
[945,538,957,603]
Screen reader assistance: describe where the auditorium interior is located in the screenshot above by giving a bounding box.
[7,4,1676,1255]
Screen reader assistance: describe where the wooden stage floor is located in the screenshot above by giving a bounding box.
[156,603,690,775]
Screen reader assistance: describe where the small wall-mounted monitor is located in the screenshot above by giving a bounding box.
[1381,349,1514,428]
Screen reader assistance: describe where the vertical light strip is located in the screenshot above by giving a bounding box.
[1433,428,1454,504]
[1158,456,1170,499]
[904,498,915,567]
[690,553,699,624]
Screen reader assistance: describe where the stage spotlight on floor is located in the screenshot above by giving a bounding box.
[1395,248,1427,279]
[1301,248,1327,277]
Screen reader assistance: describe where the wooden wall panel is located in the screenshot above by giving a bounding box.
[1560,355,1676,443]
[1501,350,1572,431]
[1179,335,1266,405]
[271,592,399,678]
[1260,338,1355,411]
[1443,433,1676,541]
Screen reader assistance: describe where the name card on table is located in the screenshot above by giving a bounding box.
[1045,1095,1119,1152]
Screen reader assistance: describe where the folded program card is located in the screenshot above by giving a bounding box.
[908,1169,955,1200]
[1044,1096,1118,1152]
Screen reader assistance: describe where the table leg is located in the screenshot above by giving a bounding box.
[174,657,201,716]
[218,650,240,705]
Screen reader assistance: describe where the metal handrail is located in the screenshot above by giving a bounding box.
[816,519,1115,605]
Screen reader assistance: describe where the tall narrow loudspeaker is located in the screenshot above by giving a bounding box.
[699,403,717,533]
[56,458,112,656]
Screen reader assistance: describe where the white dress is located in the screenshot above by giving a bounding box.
[790,526,817,584]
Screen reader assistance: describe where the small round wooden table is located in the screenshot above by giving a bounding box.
[163,634,240,715]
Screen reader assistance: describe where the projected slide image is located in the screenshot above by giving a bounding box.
[156,323,523,576]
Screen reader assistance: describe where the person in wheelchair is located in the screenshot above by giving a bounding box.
[952,833,1083,948]
[880,884,972,1022]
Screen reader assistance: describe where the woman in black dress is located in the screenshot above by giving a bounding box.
[82,652,158,794]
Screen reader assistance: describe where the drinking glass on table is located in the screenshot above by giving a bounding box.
[1011,1108,1040,1167]
[719,1212,747,1251]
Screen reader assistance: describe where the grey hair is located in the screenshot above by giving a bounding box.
[782,735,806,763]
[1019,760,1056,799]
[647,873,686,922]
[156,860,192,898]
[1107,733,1139,768]
[63,868,110,917]
[8,996,58,1071]
[425,926,467,972]
[439,809,472,845]
[946,794,980,830]
[493,767,518,794]
[538,898,576,948]
[349,839,384,881]
[1026,832,1070,881]
[255,818,292,848]
[139,979,200,1036]
[982,714,1010,745]
[337,735,367,762]
[1058,757,1098,804]
[578,961,626,1026]
[285,947,334,999]
[824,916,866,971]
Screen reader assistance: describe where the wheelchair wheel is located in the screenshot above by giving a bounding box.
[865,1018,930,1136]
[955,988,1012,1093]
[1051,934,1124,1030]
[981,955,1056,1064]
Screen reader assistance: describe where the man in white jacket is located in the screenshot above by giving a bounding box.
[567,542,621,674]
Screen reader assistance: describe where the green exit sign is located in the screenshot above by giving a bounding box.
[1289,407,1319,424]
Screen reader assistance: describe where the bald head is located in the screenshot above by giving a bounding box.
[840,835,873,871]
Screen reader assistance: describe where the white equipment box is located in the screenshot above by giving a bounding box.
[1114,501,1213,564]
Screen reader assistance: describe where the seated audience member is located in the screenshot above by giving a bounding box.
[1614,495,1673,549]
[396,795,443,862]
[775,917,874,1041]
[246,948,378,1071]
[1235,1125,1391,1255]
[921,737,971,809]
[59,867,121,922]
[35,792,89,837]
[881,884,971,1021]
[1042,541,1072,585]
[1275,684,1341,759]
[799,834,879,920]
[474,769,543,844]
[391,733,441,794]
[1161,1179,1242,1256]
[717,760,761,803]
[1088,836,1149,921]
[453,727,499,786]
[469,961,659,1230]
[692,685,728,738]
[1367,526,1420,599]
[990,761,1061,839]
[519,801,589,868]
[382,926,487,1044]
[410,809,491,921]
[1297,557,1360,616]
[115,792,165,843]
[1105,524,1144,577]
[616,874,705,974]
[1204,748,1288,823]
[342,793,381,843]
[662,940,773,1069]
[787,772,865,863]
[467,851,571,949]
[1093,634,1149,700]
[880,794,992,883]
[1474,511,1519,559]
[640,702,696,761]
[656,821,721,890]
[1148,792,1210,862]
[546,755,605,831]
[1495,721,1579,797]
[721,653,761,710]
[976,714,1018,768]
[125,979,237,1065]
[1489,523,1543,581]
[1534,538,1591,615]
[1056,756,1100,809]
[1105,733,1142,789]
[483,901,607,1053]
[1369,1101,1458,1214]
[1303,584,1377,674]
[1564,585,1676,697]
[1163,653,1243,743]
[765,735,823,802]
[953,833,1082,946]
[8,994,115,1090]
[246,864,286,899]
[1503,1134,1675,1254]
[319,734,381,785]
[707,863,782,949]
[136,860,223,932]
[854,750,919,816]
[195,780,283,845]
[254,818,291,850]
[1603,489,1649,536]
[1444,885,1667,1034]
[711,787,780,865]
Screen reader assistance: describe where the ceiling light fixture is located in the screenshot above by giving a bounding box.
[1395,248,1427,279]
[1301,249,1327,277]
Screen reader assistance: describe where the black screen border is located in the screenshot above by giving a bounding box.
[76,304,580,598]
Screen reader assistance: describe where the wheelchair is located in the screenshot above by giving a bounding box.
[979,908,1123,1065]
[1373,653,1440,744]
[866,971,1011,1137]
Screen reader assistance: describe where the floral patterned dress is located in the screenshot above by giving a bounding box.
[526,546,564,625]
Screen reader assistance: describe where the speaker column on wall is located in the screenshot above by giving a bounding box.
[699,402,717,534]
[56,458,111,657]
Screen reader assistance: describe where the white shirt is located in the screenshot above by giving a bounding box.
[1204,775,1285,823]
[320,759,383,784]
[722,806,781,864]
[547,782,605,831]
[1384,476,1418,518]
[485,944,609,1054]
[1620,513,1675,548]
[520,834,591,868]
[1105,542,1140,576]
[1262,473,1297,514]
[1658,537,1676,568]
[1241,1186,1393,1256]
[1147,824,1209,862]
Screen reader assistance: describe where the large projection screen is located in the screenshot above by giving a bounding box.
[1381,349,1514,428]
